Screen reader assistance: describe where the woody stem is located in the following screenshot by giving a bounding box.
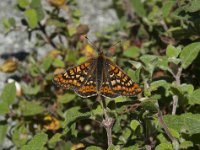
[100,96,114,147]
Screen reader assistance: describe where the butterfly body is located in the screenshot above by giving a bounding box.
[53,51,142,98]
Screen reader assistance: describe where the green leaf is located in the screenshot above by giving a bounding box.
[58,93,76,104]
[180,42,200,69]
[19,100,44,116]
[24,9,38,29]
[12,125,29,147]
[67,25,76,37]
[0,123,7,144]
[157,134,169,143]
[164,113,200,135]
[21,133,48,150]
[140,55,158,65]
[150,80,169,91]
[123,46,140,58]
[168,128,180,139]
[46,19,66,27]
[48,133,62,149]
[1,82,16,105]
[41,56,54,71]
[0,102,9,115]
[17,0,29,8]
[65,51,77,62]
[64,107,91,125]
[155,143,173,150]
[140,98,158,112]
[53,58,65,67]
[179,84,194,95]
[85,146,102,150]
[157,56,169,71]
[108,145,120,150]
[2,17,16,33]
[180,141,193,149]
[140,55,158,76]
[130,120,140,131]
[188,89,200,105]
[129,0,146,17]
[186,0,200,12]
[127,68,140,83]
[166,45,181,58]
[162,1,175,17]
[122,145,139,150]
[21,83,40,95]
[30,0,44,21]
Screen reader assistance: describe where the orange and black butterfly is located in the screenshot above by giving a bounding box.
[53,49,142,98]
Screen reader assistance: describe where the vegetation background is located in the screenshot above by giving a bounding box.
[0,0,200,149]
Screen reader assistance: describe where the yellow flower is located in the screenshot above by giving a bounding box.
[43,115,60,131]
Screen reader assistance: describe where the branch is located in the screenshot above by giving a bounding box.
[172,67,182,115]
[38,23,57,49]
[157,107,176,142]
[98,96,114,147]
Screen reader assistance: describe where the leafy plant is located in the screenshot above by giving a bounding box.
[1,0,200,149]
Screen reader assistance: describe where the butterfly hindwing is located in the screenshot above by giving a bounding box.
[104,58,142,96]
[99,66,119,98]
[53,58,96,89]
[74,69,98,98]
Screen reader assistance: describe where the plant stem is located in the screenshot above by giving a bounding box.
[157,106,176,142]
[98,96,114,147]
[38,23,57,49]
[172,67,182,115]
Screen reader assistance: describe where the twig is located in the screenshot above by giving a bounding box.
[157,106,176,142]
[98,96,114,146]
[38,23,57,48]
[172,67,182,115]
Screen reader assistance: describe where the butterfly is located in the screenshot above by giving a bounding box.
[53,50,142,98]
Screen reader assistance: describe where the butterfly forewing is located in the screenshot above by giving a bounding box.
[74,70,98,98]
[99,66,119,98]
[53,58,96,90]
[104,58,142,96]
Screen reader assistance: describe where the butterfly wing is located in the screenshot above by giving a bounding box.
[99,66,119,98]
[74,70,98,98]
[104,58,142,96]
[53,58,96,90]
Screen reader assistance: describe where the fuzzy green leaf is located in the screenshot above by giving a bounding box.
[180,42,200,69]
[21,133,48,150]
[19,100,44,116]
[129,0,146,17]
[130,120,140,131]
[0,123,7,145]
[85,146,102,150]
[64,107,91,125]
[162,1,175,17]
[21,83,40,95]
[123,46,140,58]
[30,0,44,21]
[164,113,200,135]
[166,45,181,58]
[58,93,76,104]
[24,9,38,29]
[1,82,16,105]
[188,89,200,105]
[155,143,173,150]
[12,125,29,147]
[42,56,54,71]
[17,0,29,8]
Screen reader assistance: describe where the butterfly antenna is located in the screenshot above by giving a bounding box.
[84,36,102,54]
[108,40,121,51]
